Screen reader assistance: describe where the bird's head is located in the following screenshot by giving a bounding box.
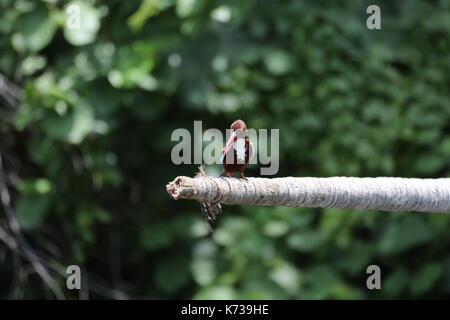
[222,119,248,154]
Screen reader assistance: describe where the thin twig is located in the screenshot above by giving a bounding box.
[0,153,65,299]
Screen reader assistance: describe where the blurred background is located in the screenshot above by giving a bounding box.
[1,0,450,299]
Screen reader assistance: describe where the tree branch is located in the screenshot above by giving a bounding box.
[167,176,450,213]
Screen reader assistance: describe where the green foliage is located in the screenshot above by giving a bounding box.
[1,0,450,299]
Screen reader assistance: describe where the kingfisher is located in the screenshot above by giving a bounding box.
[220,119,254,179]
[198,120,254,233]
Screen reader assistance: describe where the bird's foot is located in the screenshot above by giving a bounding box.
[239,172,248,180]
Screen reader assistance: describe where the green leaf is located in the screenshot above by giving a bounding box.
[269,263,301,294]
[155,256,189,294]
[15,195,51,230]
[191,258,216,286]
[263,50,293,76]
[378,217,433,255]
[108,42,157,90]
[194,286,237,300]
[20,55,47,75]
[41,104,94,144]
[18,178,52,195]
[128,0,173,32]
[16,6,57,52]
[305,265,341,299]
[415,154,444,174]
[384,268,409,297]
[263,220,289,237]
[287,231,324,252]
[176,0,204,18]
[410,264,442,296]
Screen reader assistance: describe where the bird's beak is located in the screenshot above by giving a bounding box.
[222,131,237,154]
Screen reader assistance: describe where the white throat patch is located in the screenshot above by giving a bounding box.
[235,138,246,162]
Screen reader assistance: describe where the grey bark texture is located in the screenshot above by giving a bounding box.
[166,176,450,213]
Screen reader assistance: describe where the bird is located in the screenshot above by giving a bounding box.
[220,119,254,179]
[197,120,254,233]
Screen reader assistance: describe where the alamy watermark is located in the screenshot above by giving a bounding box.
[366,5,381,30]
[66,4,81,30]
[66,265,81,290]
[366,264,381,290]
[170,121,280,176]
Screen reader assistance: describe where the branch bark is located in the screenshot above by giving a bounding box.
[167,176,450,213]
